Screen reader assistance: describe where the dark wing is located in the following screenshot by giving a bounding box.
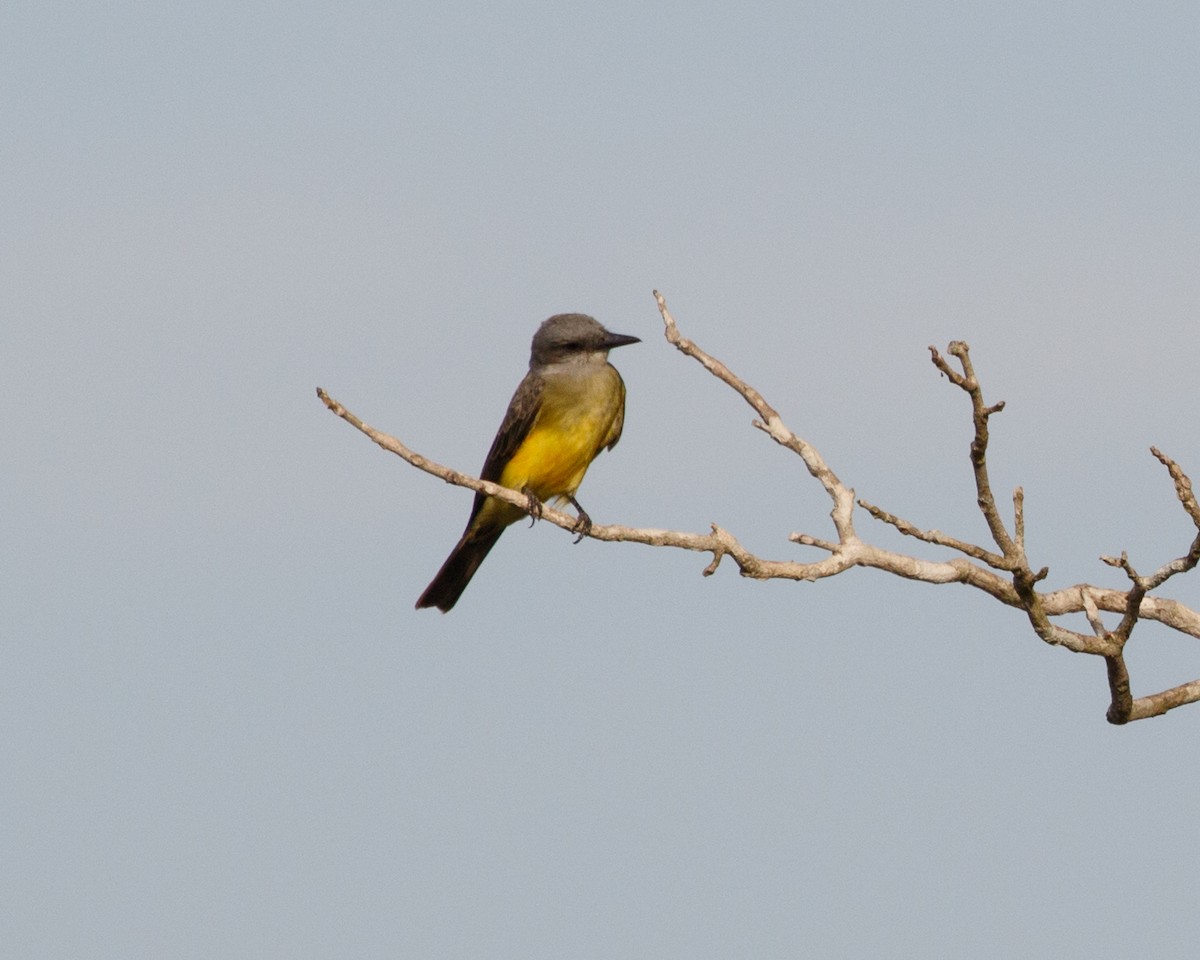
[463,369,545,526]
[602,369,627,452]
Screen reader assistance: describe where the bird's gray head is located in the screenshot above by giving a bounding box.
[529,313,641,368]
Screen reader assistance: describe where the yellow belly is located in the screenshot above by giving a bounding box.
[500,418,604,501]
[482,364,624,528]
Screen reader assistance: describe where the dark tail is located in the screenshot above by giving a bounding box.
[415,525,505,612]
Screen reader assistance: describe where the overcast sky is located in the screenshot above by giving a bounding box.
[5,1,1200,956]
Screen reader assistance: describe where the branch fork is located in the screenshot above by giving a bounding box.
[318,293,1200,724]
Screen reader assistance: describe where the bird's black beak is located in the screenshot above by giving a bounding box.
[602,331,641,350]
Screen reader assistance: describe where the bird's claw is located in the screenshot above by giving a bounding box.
[522,487,544,527]
[569,496,592,544]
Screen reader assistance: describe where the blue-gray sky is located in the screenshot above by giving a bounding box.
[4,1,1200,956]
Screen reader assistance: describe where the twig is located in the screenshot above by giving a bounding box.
[316,294,1200,723]
[857,497,1011,570]
[654,290,857,545]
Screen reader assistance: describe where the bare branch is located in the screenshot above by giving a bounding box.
[318,388,844,583]
[1111,557,1147,649]
[1080,587,1106,635]
[1044,586,1200,639]
[1154,446,1200,528]
[318,293,1200,723]
[930,341,1016,558]
[927,343,1112,657]
[316,387,737,570]
[1013,487,1026,555]
[1126,679,1200,722]
[1106,654,1134,724]
[856,497,1011,570]
[654,290,858,545]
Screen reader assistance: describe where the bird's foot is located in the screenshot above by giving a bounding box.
[568,496,592,544]
[522,486,544,526]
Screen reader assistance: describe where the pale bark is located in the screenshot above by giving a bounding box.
[318,292,1200,724]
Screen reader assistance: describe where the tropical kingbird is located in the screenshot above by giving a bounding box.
[415,313,640,612]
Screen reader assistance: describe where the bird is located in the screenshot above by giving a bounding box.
[415,313,640,612]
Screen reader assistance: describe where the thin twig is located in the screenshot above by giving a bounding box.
[317,294,1200,723]
[654,290,858,545]
[857,497,1011,570]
